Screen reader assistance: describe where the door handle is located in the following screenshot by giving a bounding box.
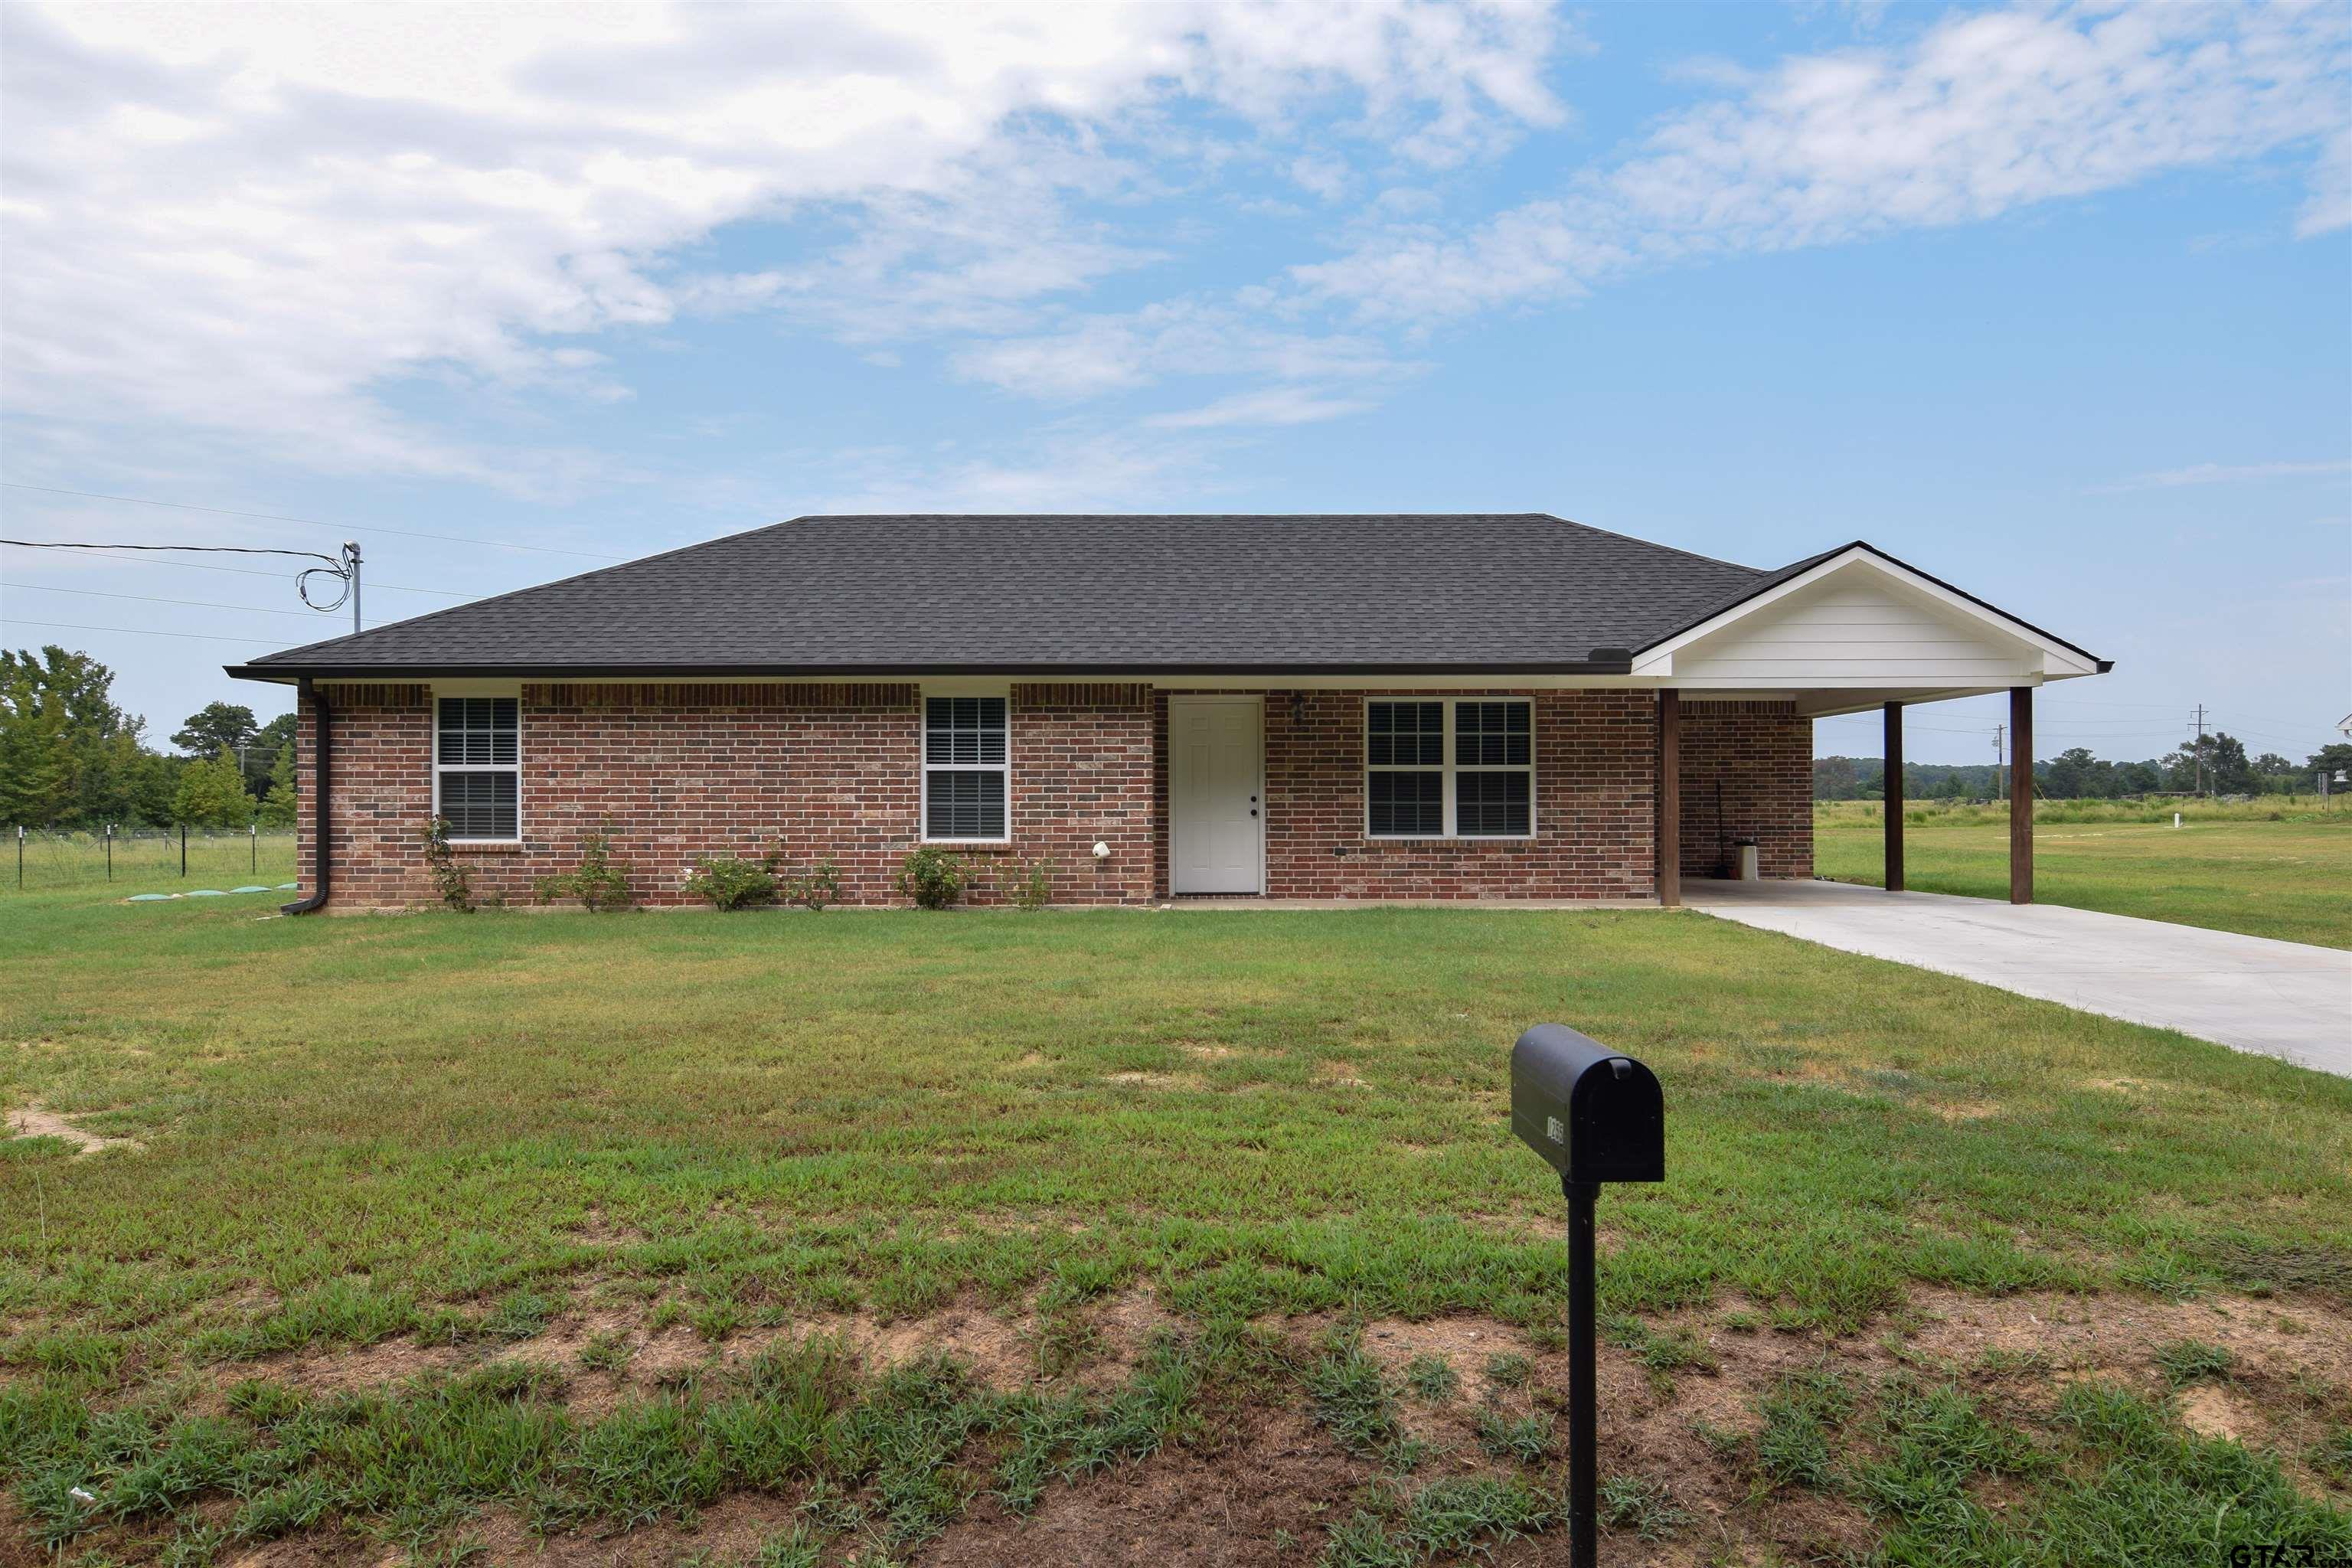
[1250,808,1259,817]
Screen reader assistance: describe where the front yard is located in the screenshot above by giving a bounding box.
[3,891,2347,1564]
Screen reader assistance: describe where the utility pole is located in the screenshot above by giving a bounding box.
[2188,703,2207,797]
[345,540,362,634]
[1992,723,2004,802]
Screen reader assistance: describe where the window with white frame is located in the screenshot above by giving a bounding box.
[1365,698,1533,839]
[923,695,1008,841]
[435,697,518,840]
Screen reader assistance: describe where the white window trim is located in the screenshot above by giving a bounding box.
[920,688,1012,845]
[1363,697,1537,841]
[432,691,521,844]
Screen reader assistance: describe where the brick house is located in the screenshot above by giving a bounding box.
[225,515,2108,912]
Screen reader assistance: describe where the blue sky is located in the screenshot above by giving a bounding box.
[2,0,2345,766]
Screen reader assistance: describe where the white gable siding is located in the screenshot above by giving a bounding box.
[1666,573,2037,685]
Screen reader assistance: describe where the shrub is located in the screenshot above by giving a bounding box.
[535,828,632,911]
[996,855,1057,911]
[779,857,842,910]
[683,855,777,911]
[897,847,968,910]
[420,816,472,912]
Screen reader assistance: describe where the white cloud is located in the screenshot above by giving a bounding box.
[0,1,1569,489]
[1144,385,1380,429]
[2299,124,2352,236]
[949,299,1406,403]
[2092,458,2352,492]
[1297,2,2351,321]
[807,429,1206,514]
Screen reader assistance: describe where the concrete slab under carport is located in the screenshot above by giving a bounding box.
[1687,878,2352,1079]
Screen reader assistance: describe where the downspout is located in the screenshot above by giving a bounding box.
[280,678,331,915]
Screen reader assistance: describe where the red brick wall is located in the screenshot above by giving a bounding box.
[296,681,1152,910]
[1676,700,1812,879]
[1005,684,1155,905]
[1155,689,1660,900]
[290,681,1807,910]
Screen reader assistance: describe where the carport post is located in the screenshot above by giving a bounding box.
[1657,689,1681,906]
[1883,701,1905,893]
[2009,686,2033,904]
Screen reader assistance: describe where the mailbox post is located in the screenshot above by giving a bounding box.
[1510,1024,1664,1568]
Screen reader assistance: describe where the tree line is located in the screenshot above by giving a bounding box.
[1817,733,2352,802]
[2,645,297,830]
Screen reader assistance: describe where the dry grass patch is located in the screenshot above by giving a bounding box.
[3,1102,142,1157]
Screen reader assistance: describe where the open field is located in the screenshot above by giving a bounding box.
[2,831,299,896]
[1815,798,2352,949]
[3,889,2348,1564]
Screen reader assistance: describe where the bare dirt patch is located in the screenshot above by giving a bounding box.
[1086,1286,1182,1382]
[2177,1383,2253,1442]
[1898,1287,2352,1392]
[2080,1076,2180,1096]
[1101,1071,1205,1089]
[210,1335,475,1402]
[199,1289,1186,1417]
[147,1284,2346,1566]
[4,1102,141,1156]
[924,1405,1361,1568]
[1362,1315,1521,1407]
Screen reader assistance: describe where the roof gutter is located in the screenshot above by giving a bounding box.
[279,678,329,916]
[223,655,1642,681]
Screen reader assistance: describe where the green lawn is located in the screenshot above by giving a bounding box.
[2,831,298,896]
[1815,799,2352,949]
[3,890,2347,1564]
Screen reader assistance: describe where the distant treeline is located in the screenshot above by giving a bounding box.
[1818,733,2352,802]
[4,645,296,830]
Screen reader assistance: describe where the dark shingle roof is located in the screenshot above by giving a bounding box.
[230,514,1775,678]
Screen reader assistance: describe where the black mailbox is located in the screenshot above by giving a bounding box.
[1510,1023,1664,1185]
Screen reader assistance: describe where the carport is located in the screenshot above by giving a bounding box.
[1644,543,2109,906]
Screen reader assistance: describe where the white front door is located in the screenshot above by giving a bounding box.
[1169,697,1264,894]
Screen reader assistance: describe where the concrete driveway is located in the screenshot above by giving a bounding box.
[1687,879,2352,1078]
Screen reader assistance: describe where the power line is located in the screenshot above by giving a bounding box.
[2,537,341,566]
[3,535,351,616]
[5,582,342,619]
[2,544,469,597]
[1,482,625,560]
[7,619,281,645]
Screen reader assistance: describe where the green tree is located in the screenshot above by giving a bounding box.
[0,645,185,828]
[2308,742,2352,779]
[172,747,252,828]
[260,740,299,827]
[248,710,298,795]
[172,701,258,761]
[2,645,145,826]
[2041,746,2109,799]
[0,677,72,825]
[2164,732,2258,795]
